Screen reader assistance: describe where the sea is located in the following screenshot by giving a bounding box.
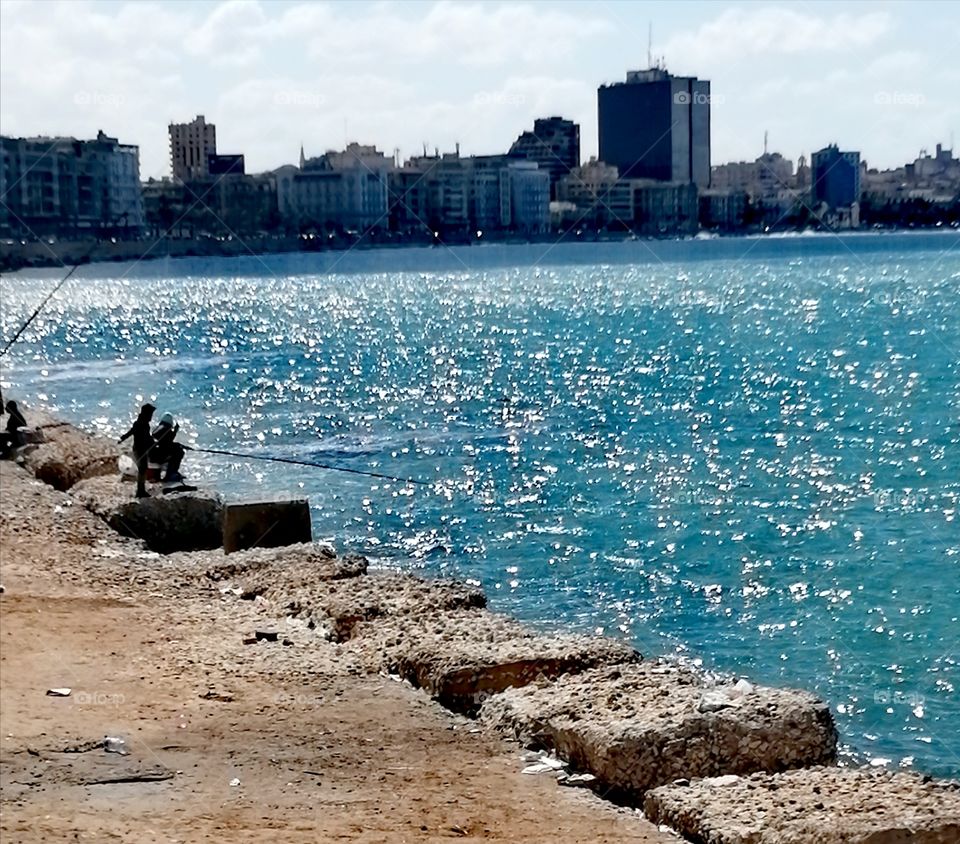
[2,230,958,777]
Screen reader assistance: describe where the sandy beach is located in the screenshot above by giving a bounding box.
[0,458,671,842]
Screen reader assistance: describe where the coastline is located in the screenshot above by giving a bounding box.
[2,226,957,275]
[2,413,958,841]
[0,422,671,843]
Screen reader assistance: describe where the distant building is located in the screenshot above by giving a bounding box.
[509,117,580,200]
[507,161,550,232]
[0,130,144,239]
[712,152,794,199]
[388,151,549,235]
[169,115,217,182]
[143,172,278,238]
[207,153,245,176]
[811,144,861,210]
[276,143,392,232]
[598,68,710,187]
[556,159,698,234]
[699,189,748,231]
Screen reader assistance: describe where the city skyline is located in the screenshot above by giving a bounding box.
[1,0,958,180]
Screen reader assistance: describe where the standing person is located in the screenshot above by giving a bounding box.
[119,402,156,498]
[151,412,186,483]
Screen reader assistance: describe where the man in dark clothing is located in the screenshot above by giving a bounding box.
[119,402,156,498]
[151,412,185,482]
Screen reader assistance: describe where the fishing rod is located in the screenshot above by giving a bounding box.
[1,209,135,359]
[186,444,432,487]
[0,262,83,358]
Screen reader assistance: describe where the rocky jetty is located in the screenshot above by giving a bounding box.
[198,541,368,585]
[480,662,837,800]
[644,767,960,843]
[24,414,120,491]
[8,412,960,841]
[70,475,223,554]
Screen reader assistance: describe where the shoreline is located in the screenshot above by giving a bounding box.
[2,226,958,275]
[2,413,958,841]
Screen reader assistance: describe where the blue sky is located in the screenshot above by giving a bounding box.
[1,0,957,179]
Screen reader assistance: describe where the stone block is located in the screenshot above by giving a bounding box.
[71,475,223,554]
[222,499,311,554]
[643,766,960,843]
[480,662,837,800]
[349,609,639,714]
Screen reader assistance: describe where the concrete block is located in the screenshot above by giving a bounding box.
[349,609,639,714]
[644,766,960,843]
[222,499,311,554]
[480,662,837,800]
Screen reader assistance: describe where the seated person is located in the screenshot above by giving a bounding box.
[151,412,186,482]
[0,400,27,458]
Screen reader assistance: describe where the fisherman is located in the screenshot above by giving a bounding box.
[118,402,156,498]
[0,399,27,458]
[151,412,186,483]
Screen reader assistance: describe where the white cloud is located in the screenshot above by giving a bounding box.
[661,7,892,66]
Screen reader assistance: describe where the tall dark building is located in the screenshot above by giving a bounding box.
[509,116,580,199]
[811,145,861,209]
[598,68,710,187]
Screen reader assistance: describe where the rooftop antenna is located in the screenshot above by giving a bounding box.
[648,22,652,69]
[764,130,768,156]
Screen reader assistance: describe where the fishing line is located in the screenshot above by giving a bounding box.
[186,444,432,487]
[1,210,134,359]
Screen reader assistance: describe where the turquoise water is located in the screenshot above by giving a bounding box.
[2,232,958,777]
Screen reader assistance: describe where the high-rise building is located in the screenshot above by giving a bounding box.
[509,117,580,199]
[169,115,217,182]
[598,68,710,187]
[811,145,861,209]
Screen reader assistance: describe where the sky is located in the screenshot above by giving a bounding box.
[1,0,958,180]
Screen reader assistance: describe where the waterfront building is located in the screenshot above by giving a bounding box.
[811,144,861,210]
[388,151,548,236]
[598,67,710,187]
[276,143,392,232]
[509,117,580,199]
[0,130,144,239]
[556,159,697,233]
[699,188,748,231]
[712,152,794,199]
[169,115,217,182]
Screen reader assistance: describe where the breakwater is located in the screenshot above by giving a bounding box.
[7,411,959,842]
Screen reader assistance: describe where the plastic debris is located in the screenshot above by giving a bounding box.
[104,736,129,755]
[46,688,72,697]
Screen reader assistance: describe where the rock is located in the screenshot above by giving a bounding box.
[196,543,364,588]
[24,416,120,491]
[644,766,960,843]
[272,572,487,641]
[70,475,223,554]
[479,662,837,801]
[350,609,639,715]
